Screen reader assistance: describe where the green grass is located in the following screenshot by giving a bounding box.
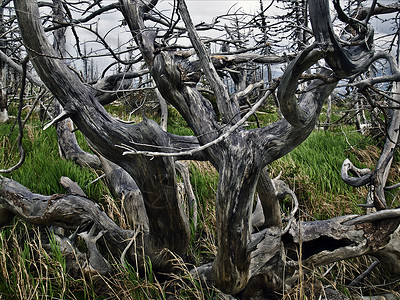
[187,162,218,265]
[272,129,379,219]
[0,221,110,300]
[0,121,106,200]
[0,117,219,299]
[167,108,194,136]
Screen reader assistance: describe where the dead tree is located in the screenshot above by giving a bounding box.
[0,0,11,123]
[1,0,400,297]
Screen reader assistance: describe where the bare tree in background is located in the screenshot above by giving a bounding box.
[0,0,12,122]
[1,0,400,297]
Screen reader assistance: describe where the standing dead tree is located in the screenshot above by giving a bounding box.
[1,0,400,297]
[0,1,7,123]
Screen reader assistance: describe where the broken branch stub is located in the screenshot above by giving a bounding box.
[341,158,372,187]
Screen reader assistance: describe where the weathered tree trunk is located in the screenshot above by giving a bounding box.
[119,0,337,294]
[13,0,202,270]
[212,146,260,293]
[5,174,400,295]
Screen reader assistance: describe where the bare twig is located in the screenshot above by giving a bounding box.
[348,260,380,287]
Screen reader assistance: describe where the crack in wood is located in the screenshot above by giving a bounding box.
[283,234,355,261]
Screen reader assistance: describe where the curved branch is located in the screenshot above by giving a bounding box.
[258,70,338,165]
[0,176,132,241]
[341,158,372,187]
[0,175,145,268]
[91,70,150,105]
[309,0,375,78]
[276,44,325,127]
[120,86,275,157]
[15,0,195,265]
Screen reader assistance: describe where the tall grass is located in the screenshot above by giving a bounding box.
[271,129,381,219]
[0,122,105,200]
[0,221,71,299]
[0,219,218,299]
[187,161,218,265]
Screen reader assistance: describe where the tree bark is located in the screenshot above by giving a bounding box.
[118,0,339,293]
[256,168,282,228]
[13,0,203,270]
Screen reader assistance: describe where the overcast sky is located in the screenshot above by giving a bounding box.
[65,0,398,75]
[67,0,267,73]
[173,0,262,22]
